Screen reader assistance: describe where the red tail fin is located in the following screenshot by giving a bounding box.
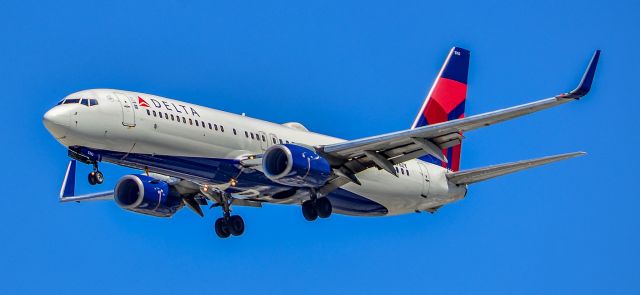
[412,47,470,171]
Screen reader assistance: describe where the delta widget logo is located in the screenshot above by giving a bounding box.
[138,96,150,108]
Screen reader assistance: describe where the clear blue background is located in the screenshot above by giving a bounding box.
[1,0,638,294]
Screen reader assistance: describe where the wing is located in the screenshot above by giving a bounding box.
[59,160,114,202]
[59,160,262,213]
[315,50,599,192]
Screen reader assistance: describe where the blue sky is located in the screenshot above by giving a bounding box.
[1,0,638,294]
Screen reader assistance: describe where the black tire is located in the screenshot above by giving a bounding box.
[214,218,231,238]
[302,200,318,221]
[316,197,332,218]
[94,171,104,184]
[228,215,245,236]
[88,172,96,185]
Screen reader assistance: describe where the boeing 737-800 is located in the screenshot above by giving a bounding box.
[43,48,600,238]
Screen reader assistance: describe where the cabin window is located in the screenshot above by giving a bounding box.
[400,168,405,175]
[164,113,168,120]
[261,135,266,142]
[182,117,186,124]
[233,128,237,135]
[395,167,399,173]
[406,169,410,176]
[208,123,212,129]
[153,110,157,117]
[189,118,193,125]
[176,115,180,122]
[195,120,199,127]
[220,126,224,132]
[215,124,219,131]
[171,114,174,121]
[250,133,255,140]
[272,138,276,144]
[146,109,151,116]
[279,139,283,144]
[245,131,249,138]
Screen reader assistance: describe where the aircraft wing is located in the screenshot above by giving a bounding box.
[58,160,262,212]
[316,50,599,191]
[59,160,114,202]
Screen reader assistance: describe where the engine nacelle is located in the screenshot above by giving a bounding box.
[262,144,331,187]
[114,174,183,217]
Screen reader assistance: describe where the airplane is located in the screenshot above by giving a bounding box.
[43,47,600,238]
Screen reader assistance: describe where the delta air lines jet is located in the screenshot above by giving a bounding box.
[43,48,600,238]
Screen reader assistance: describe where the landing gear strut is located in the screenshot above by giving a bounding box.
[212,191,245,239]
[87,163,104,185]
[301,190,332,221]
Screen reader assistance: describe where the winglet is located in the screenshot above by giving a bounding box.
[559,50,600,99]
[60,160,76,199]
[58,159,114,203]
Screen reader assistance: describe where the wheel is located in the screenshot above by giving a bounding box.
[214,218,231,238]
[302,200,318,221]
[88,172,96,185]
[316,197,332,218]
[94,171,104,184]
[228,215,245,236]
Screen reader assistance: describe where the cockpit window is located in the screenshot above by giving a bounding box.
[59,97,99,107]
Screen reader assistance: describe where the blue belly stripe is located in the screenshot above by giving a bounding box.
[85,147,388,216]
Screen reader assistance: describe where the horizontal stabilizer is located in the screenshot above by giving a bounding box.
[447,152,586,185]
[59,160,113,202]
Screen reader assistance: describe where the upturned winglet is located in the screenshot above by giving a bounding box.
[558,50,601,99]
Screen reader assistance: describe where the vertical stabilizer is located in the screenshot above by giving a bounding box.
[412,47,470,171]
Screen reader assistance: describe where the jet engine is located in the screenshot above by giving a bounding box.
[262,144,331,187]
[114,174,183,217]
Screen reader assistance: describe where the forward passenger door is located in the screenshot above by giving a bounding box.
[114,93,136,127]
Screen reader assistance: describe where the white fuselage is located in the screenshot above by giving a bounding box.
[44,89,467,216]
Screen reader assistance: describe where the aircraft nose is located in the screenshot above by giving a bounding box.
[43,107,71,138]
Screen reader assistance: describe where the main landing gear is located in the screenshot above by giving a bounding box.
[87,163,104,185]
[301,191,332,221]
[212,191,245,239]
[214,215,245,239]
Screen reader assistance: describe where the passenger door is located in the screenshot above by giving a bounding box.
[114,93,136,127]
[417,161,431,197]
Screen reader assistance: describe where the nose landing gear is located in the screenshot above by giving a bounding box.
[87,164,104,185]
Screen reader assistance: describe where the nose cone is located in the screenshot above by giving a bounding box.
[43,107,71,138]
